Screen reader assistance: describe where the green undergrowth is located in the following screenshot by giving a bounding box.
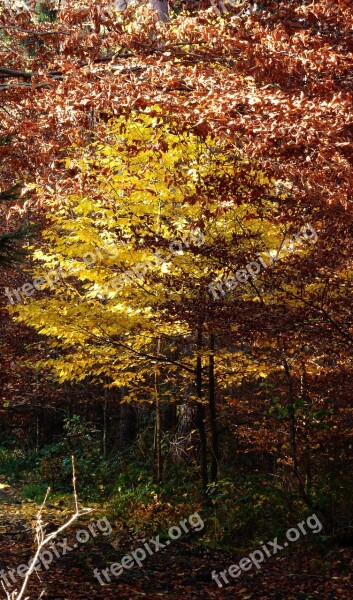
[0,416,346,551]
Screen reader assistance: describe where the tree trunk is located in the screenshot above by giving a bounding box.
[103,391,107,459]
[153,338,163,483]
[115,0,169,22]
[150,0,169,22]
[282,354,315,510]
[164,403,177,431]
[196,327,208,489]
[209,334,219,483]
[119,388,136,448]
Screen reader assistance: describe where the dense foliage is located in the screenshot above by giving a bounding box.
[1,1,353,599]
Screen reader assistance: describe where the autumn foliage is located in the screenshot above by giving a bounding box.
[1,2,353,597]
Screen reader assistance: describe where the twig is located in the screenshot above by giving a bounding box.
[71,455,79,515]
[0,26,71,36]
[3,457,92,600]
[0,83,53,92]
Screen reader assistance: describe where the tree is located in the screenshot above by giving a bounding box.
[2,0,353,499]
[10,109,294,485]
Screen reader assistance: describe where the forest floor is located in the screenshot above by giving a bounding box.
[1,478,352,600]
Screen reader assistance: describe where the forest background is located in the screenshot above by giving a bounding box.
[0,1,353,598]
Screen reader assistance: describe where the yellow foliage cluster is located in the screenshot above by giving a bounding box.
[11,109,301,398]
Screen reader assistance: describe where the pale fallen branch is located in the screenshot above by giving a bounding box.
[1,456,93,600]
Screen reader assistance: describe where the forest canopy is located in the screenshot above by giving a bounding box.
[0,1,353,599]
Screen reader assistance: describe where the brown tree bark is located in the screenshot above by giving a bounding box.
[114,0,169,22]
[149,0,169,22]
[153,338,163,483]
[196,326,208,489]
[209,333,219,483]
[119,388,136,448]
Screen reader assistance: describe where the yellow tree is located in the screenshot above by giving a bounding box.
[10,108,299,484]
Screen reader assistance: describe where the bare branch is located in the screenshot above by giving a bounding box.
[3,457,92,600]
[0,26,71,36]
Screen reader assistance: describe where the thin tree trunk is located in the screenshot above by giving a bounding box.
[153,338,163,483]
[209,333,219,483]
[196,327,208,489]
[283,358,299,477]
[164,402,177,431]
[150,0,169,22]
[300,367,312,491]
[282,354,315,510]
[103,389,107,459]
[119,388,136,448]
